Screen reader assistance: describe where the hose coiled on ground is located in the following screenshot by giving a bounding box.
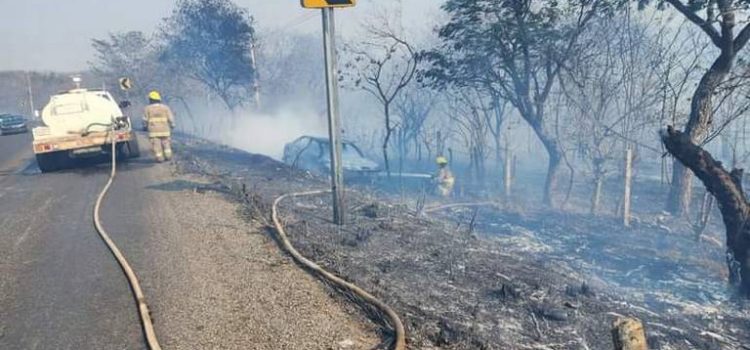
[272,190,406,350]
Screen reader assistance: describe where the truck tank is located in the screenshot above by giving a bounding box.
[39,89,124,137]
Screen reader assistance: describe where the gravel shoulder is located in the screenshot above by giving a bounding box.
[102,138,380,350]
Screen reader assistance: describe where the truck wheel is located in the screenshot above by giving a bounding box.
[36,152,62,173]
[127,136,141,159]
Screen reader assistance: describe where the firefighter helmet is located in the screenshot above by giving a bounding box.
[148,90,162,101]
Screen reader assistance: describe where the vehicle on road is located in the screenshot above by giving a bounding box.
[32,87,140,172]
[283,136,380,176]
[0,114,29,135]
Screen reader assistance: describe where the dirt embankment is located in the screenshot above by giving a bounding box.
[173,137,750,350]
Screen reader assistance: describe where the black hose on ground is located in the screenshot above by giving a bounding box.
[272,190,406,350]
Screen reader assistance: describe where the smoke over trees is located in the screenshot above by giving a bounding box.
[161,0,257,111]
[341,16,420,177]
[424,0,616,207]
[44,0,750,296]
[89,0,257,114]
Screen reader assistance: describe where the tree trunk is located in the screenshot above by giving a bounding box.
[623,148,633,227]
[591,175,604,215]
[666,162,693,216]
[662,126,750,296]
[694,190,714,240]
[417,138,422,162]
[467,149,475,188]
[504,138,512,200]
[495,135,502,178]
[383,102,392,178]
[543,152,562,207]
[528,120,563,207]
[666,53,734,215]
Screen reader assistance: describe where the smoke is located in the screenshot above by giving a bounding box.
[180,103,328,160]
[224,109,328,160]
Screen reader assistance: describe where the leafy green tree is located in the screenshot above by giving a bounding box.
[161,0,256,110]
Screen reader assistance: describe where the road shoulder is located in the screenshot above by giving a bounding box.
[110,158,378,350]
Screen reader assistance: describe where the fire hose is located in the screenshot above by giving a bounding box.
[271,190,406,350]
[92,119,162,350]
[423,201,499,214]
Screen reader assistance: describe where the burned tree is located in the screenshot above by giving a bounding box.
[161,0,256,111]
[427,0,614,207]
[341,23,419,177]
[560,13,663,214]
[638,0,750,215]
[661,126,750,295]
[256,32,325,112]
[394,86,434,165]
[446,88,492,187]
[90,31,161,100]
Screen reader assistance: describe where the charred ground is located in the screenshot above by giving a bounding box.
[173,136,750,350]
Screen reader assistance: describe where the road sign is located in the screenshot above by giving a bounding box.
[301,0,355,9]
[119,77,133,91]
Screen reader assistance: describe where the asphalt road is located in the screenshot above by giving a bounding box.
[0,132,379,350]
[0,132,144,349]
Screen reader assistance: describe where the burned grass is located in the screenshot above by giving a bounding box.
[174,137,750,350]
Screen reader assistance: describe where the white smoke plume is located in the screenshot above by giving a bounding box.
[180,103,328,160]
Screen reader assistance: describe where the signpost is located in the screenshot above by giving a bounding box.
[301,0,355,9]
[302,0,355,225]
[119,77,133,91]
[118,77,133,110]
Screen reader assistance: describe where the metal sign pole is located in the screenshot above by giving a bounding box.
[26,72,35,118]
[322,7,345,225]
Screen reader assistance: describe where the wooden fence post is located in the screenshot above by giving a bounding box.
[612,317,647,350]
[623,148,633,227]
[504,138,512,199]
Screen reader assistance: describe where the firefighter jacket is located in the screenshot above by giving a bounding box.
[436,167,455,196]
[144,103,175,138]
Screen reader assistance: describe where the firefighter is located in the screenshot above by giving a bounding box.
[143,90,175,162]
[434,156,455,197]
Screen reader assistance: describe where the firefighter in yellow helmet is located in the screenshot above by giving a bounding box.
[434,156,455,197]
[143,90,175,162]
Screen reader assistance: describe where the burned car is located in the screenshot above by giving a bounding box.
[282,136,380,176]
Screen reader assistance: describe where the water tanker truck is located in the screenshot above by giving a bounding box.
[32,85,139,172]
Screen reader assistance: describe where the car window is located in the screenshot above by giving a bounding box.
[294,138,320,160]
[342,143,363,158]
[0,115,21,123]
[314,140,326,158]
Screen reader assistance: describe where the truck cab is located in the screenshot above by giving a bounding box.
[32,88,140,172]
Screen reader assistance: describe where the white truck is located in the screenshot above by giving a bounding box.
[32,88,140,172]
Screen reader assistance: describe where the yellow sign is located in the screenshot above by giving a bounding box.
[119,77,133,91]
[301,0,355,9]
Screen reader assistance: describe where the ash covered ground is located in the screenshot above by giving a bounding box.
[173,136,750,350]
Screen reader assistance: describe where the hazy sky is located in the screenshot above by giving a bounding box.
[0,0,442,72]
